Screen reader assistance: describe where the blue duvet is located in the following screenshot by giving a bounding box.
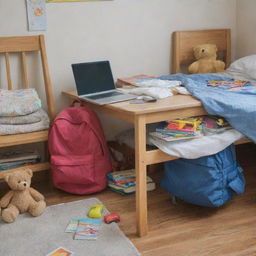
[160,74,256,142]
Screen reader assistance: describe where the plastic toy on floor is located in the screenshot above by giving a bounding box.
[104,213,120,224]
[88,204,104,218]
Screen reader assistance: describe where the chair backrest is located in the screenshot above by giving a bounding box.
[171,29,231,74]
[0,35,55,120]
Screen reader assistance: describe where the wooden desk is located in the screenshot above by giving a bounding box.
[63,90,249,237]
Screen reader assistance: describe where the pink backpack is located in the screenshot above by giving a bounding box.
[48,101,112,194]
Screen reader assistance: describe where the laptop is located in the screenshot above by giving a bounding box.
[72,61,136,105]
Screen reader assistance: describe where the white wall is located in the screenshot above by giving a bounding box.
[236,0,256,58]
[0,0,237,138]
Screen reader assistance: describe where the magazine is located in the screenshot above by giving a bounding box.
[201,115,231,134]
[73,218,101,240]
[207,79,256,91]
[149,131,202,142]
[65,218,82,233]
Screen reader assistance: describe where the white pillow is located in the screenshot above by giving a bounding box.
[226,55,256,80]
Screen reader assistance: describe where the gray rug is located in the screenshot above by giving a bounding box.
[0,198,140,256]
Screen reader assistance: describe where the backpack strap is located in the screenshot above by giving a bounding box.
[87,118,108,157]
[228,167,245,195]
[70,99,84,107]
[81,106,110,157]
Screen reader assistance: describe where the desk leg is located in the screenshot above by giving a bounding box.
[135,115,148,237]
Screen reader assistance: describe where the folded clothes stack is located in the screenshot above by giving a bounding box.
[0,89,49,135]
[117,75,186,99]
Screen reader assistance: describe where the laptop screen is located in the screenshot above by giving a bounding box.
[72,61,115,96]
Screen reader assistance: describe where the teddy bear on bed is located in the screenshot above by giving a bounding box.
[188,44,225,74]
[0,169,46,223]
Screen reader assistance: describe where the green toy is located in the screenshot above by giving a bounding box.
[88,204,104,218]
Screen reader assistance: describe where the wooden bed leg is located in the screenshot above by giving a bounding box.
[135,115,148,237]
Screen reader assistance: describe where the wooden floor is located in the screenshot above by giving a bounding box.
[1,143,256,256]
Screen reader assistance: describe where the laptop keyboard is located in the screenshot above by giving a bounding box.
[86,91,123,100]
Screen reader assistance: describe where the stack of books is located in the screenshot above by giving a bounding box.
[201,115,231,134]
[107,169,156,195]
[150,118,203,142]
[0,150,40,171]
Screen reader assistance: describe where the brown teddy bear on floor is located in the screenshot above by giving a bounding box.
[188,44,225,74]
[0,169,46,223]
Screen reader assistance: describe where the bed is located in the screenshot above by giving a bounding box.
[168,29,256,144]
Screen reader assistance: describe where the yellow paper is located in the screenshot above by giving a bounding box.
[47,0,112,2]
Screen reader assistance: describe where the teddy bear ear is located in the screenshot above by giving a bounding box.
[4,174,10,183]
[25,169,33,177]
[193,45,199,51]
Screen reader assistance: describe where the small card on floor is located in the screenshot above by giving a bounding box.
[46,247,74,256]
[74,218,102,240]
[65,219,79,233]
[65,218,88,233]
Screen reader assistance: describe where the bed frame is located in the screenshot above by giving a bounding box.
[171,29,231,74]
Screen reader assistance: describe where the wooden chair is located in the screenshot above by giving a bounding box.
[171,29,231,74]
[0,35,55,179]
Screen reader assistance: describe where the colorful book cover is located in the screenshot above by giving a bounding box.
[46,247,74,256]
[108,179,156,194]
[0,159,39,171]
[47,0,112,2]
[108,178,136,185]
[201,115,231,134]
[108,181,136,188]
[165,118,202,132]
[156,128,200,136]
[65,218,84,233]
[74,218,101,240]
[207,80,256,91]
[65,218,95,233]
[149,132,202,142]
[107,169,136,182]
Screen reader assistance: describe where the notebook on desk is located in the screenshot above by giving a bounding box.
[72,61,136,105]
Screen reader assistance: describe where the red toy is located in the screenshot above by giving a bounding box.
[104,213,120,224]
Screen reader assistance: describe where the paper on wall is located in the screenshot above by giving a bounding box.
[26,0,47,31]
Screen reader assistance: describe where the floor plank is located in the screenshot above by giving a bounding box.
[0,143,255,256]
